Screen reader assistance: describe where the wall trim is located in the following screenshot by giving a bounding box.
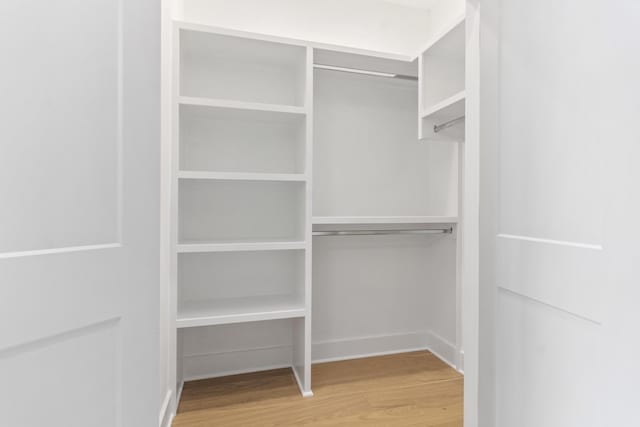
[159,389,174,427]
[312,331,430,364]
[183,363,292,382]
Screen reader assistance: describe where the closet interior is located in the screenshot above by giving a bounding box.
[171,7,468,402]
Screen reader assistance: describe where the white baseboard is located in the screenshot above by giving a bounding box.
[182,345,292,381]
[159,389,174,427]
[312,331,430,363]
[292,365,314,397]
[176,382,184,410]
[426,330,460,371]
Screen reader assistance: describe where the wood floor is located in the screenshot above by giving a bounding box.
[174,351,463,426]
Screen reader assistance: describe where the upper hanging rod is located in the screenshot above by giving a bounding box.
[434,115,465,133]
[313,227,453,237]
[313,64,418,81]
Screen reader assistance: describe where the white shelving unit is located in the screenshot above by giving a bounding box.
[418,16,466,141]
[170,14,466,406]
[173,22,314,397]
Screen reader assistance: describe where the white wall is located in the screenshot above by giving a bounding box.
[178,0,437,56]
[160,0,179,426]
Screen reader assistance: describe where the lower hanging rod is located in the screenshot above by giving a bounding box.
[434,115,465,133]
[313,227,453,237]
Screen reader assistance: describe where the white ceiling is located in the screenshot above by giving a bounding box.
[378,0,438,10]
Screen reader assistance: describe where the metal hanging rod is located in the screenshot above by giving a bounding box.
[434,115,465,133]
[313,64,418,81]
[313,227,453,237]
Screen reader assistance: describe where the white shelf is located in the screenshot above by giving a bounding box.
[421,91,466,122]
[312,216,458,225]
[177,295,306,328]
[178,171,307,182]
[178,240,306,253]
[178,96,307,116]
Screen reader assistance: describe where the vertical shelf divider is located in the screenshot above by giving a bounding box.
[292,46,314,397]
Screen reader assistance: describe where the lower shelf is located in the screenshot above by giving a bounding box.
[177,295,306,328]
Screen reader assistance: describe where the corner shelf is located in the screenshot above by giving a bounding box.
[313,216,458,225]
[177,295,306,328]
[177,240,307,253]
[178,96,307,116]
[421,91,465,123]
[178,171,307,182]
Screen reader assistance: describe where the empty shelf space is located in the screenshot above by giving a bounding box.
[312,216,458,225]
[178,96,307,116]
[179,28,307,106]
[421,91,465,122]
[178,171,307,182]
[177,295,306,328]
[178,240,307,253]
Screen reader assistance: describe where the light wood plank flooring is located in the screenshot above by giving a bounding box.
[174,351,463,426]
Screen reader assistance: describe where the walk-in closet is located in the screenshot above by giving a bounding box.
[165,0,478,424]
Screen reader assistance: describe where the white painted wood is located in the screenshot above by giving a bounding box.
[486,1,640,426]
[313,216,458,225]
[0,0,159,425]
[170,15,468,406]
[178,171,307,182]
[176,20,413,61]
[174,25,313,398]
[421,90,465,121]
[177,295,306,328]
[418,16,465,141]
[462,2,479,426]
[178,96,307,115]
[177,241,306,253]
[314,48,418,77]
[477,0,498,424]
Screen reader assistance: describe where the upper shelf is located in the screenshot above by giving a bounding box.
[179,27,308,107]
[421,91,465,122]
[313,216,458,225]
